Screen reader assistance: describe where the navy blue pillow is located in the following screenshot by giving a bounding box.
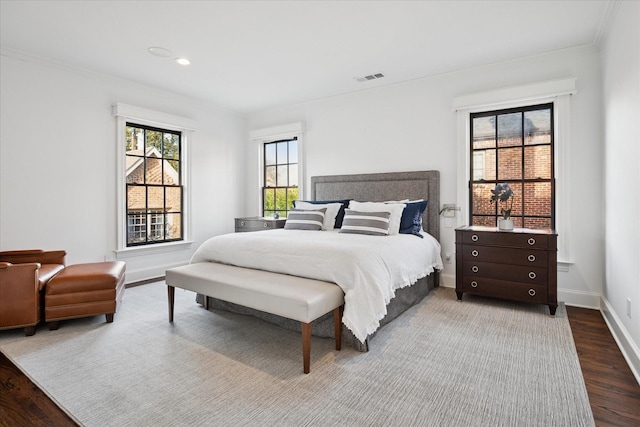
[294,199,351,228]
[399,200,428,237]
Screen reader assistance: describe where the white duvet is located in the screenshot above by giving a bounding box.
[190,229,443,343]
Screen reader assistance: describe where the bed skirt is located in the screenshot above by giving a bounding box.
[195,273,437,352]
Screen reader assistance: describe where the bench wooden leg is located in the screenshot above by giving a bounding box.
[302,322,311,374]
[333,306,342,351]
[167,285,175,323]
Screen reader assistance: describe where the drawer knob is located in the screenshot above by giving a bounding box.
[263,222,268,228]
[528,288,536,297]
[240,221,245,226]
[528,272,537,280]
[528,254,536,262]
[471,281,478,288]
[471,250,479,257]
[528,238,536,245]
[471,266,479,273]
[471,234,479,242]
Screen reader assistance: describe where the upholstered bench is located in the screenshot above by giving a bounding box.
[166,262,344,374]
[45,261,126,330]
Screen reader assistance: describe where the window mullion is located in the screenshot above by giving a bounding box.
[262,138,298,217]
[520,111,525,225]
[124,123,183,246]
[470,104,554,229]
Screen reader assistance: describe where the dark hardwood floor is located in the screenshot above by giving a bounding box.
[566,306,640,426]
[0,351,79,427]
[1,307,638,426]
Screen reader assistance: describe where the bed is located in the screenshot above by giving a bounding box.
[194,170,442,351]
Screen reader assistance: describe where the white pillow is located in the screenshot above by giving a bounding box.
[293,201,342,231]
[348,201,406,235]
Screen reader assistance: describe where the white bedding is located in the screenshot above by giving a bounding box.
[190,229,443,343]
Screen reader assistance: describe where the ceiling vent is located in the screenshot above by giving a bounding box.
[355,72,385,83]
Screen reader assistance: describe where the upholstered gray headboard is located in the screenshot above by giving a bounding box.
[310,170,440,241]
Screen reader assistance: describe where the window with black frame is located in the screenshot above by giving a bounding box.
[263,137,298,218]
[470,103,555,229]
[125,123,183,246]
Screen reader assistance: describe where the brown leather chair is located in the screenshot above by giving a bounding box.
[0,250,66,336]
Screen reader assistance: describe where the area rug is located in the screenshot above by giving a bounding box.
[0,282,594,426]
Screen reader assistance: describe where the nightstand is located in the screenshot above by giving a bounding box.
[455,225,558,315]
[234,217,286,233]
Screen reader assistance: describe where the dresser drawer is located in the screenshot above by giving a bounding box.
[461,260,548,285]
[461,276,548,304]
[461,245,548,267]
[455,226,557,315]
[235,218,286,232]
[461,230,550,249]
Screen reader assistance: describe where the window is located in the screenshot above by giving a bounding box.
[113,103,194,256]
[125,123,183,246]
[262,137,298,217]
[127,213,146,242]
[455,79,575,267]
[469,103,554,229]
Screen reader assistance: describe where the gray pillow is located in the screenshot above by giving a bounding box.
[284,208,327,231]
[339,209,391,236]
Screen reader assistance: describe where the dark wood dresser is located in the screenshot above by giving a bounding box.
[455,226,558,315]
[234,217,286,233]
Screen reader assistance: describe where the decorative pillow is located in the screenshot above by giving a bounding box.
[294,199,351,228]
[284,208,326,231]
[339,210,391,236]
[399,200,428,237]
[293,201,343,230]
[348,201,405,235]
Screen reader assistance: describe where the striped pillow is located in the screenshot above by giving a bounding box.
[339,209,391,236]
[284,208,326,231]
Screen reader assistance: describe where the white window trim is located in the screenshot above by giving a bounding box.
[112,103,195,257]
[249,122,306,216]
[453,78,576,271]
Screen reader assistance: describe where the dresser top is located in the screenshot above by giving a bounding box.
[235,216,284,221]
[456,225,557,235]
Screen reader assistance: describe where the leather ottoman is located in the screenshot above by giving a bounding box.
[45,261,126,330]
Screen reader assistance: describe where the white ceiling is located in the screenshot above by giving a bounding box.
[0,1,611,114]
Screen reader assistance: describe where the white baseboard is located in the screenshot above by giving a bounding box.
[559,288,601,309]
[601,296,640,385]
[439,273,456,288]
[124,261,186,284]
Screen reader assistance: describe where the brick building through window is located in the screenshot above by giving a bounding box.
[125,123,183,246]
[469,103,554,229]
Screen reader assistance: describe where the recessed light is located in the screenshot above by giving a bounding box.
[148,47,172,58]
[175,58,191,66]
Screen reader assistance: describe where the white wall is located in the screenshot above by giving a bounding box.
[246,44,605,308]
[0,51,246,282]
[600,0,640,382]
